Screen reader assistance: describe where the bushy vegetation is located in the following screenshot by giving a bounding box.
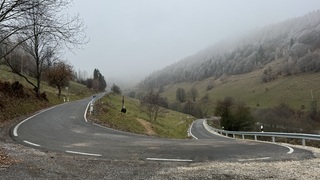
[0,80,49,123]
[111,83,122,94]
[214,97,255,131]
[86,69,107,92]
[140,89,168,121]
[164,86,209,118]
[252,100,320,133]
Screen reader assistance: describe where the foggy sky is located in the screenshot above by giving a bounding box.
[64,0,320,87]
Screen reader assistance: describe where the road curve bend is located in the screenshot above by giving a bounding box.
[12,98,314,162]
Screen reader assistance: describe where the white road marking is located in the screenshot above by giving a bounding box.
[201,119,296,155]
[23,140,41,147]
[83,101,92,122]
[238,157,271,162]
[146,158,193,162]
[13,105,59,137]
[278,144,294,154]
[93,123,107,129]
[66,150,102,157]
[202,119,219,135]
[189,121,198,140]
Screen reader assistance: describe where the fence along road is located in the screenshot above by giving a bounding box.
[200,119,320,146]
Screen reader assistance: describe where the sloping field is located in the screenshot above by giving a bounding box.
[162,69,320,110]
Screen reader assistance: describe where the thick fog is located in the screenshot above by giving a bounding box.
[64,0,320,87]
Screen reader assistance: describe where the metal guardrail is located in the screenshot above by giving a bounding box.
[203,119,320,146]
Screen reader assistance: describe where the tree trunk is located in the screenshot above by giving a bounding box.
[35,75,41,97]
[58,86,61,98]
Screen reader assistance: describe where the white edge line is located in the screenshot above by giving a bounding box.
[147,158,193,162]
[202,119,219,135]
[83,100,92,122]
[13,105,59,137]
[93,122,107,129]
[189,121,198,140]
[202,119,295,154]
[66,150,102,157]
[23,140,41,147]
[13,114,37,136]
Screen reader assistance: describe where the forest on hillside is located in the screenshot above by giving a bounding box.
[141,10,320,89]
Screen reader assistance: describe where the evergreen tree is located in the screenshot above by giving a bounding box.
[176,88,186,103]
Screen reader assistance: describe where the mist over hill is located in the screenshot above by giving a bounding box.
[141,10,320,89]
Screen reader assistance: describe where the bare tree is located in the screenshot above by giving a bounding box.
[5,0,86,97]
[45,60,73,98]
[0,0,44,58]
[141,89,165,122]
[0,0,26,54]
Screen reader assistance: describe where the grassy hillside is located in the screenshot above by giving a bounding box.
[161,69,320,112]
[0,65,94,124]
[89,93,195,139]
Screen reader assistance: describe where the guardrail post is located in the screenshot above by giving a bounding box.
[272,136,275,143]
[254,135,257,141]
[226,133,228,137]
[242,135,245,139]
[302,139,306,146]
[233,134,235,138]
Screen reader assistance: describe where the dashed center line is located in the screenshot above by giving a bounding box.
[23,140,41,147]
[147,158,193,162]
[238,157,271,162]
[66,150,102,157]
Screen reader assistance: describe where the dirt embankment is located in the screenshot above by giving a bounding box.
[136,118,156,136]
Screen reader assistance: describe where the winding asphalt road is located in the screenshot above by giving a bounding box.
[12,97,314,162]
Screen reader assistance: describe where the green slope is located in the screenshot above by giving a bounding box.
[0,65,94,124]
[161,69,320,112]
[90,93,195,139]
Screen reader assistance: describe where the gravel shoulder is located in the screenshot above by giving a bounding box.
[1,117,320,179]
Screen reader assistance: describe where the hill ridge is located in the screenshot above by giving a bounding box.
[141,10,320,89]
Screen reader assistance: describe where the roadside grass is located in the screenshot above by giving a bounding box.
[161,69,320,111]
[0,65,93,125]
[92,94,146,134]
[91,93,195,139]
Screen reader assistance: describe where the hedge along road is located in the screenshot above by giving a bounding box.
[12,97,314,163]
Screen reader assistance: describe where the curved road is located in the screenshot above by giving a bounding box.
[12,97,314,162]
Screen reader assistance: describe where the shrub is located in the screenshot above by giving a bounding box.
[0,81,25,98]
[40,92,48,101]
[214,97,255,131]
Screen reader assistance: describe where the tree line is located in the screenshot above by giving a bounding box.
[130,85,255,131]
[133,86,320,132]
